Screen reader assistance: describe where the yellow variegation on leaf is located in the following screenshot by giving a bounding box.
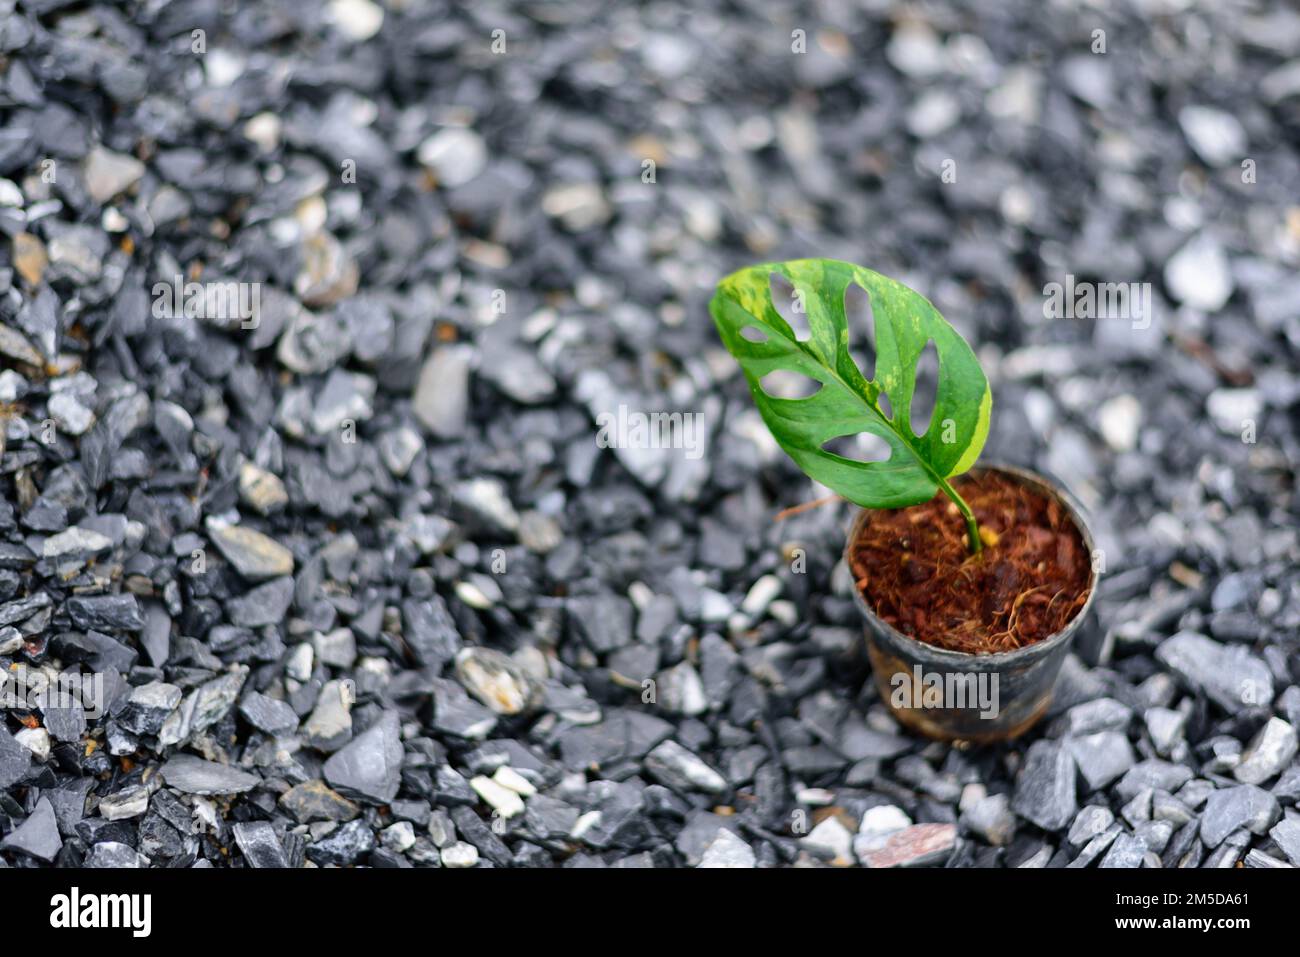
[710,258,992,552]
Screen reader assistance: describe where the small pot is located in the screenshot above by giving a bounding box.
[845,464,1099,743]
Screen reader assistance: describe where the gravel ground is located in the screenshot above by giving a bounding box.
[1,0,1298,869]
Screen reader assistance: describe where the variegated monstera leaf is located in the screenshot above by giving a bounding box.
[710,258,991,509]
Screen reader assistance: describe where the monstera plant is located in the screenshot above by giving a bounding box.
[711,259,1099,741]
[710,258,992,554]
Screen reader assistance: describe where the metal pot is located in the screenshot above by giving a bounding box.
[844,464,1099,743]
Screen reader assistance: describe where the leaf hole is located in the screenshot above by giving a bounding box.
[843,282,876,381]
[739,325,768,343]
[759,369,821,399]
[822,432,891,463]
[769,273,811,342]
[910,339,939,437]
[877,390,893,421]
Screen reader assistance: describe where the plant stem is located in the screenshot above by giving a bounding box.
[936,476,982,556]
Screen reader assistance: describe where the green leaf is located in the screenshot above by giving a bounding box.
[709,258,991,509]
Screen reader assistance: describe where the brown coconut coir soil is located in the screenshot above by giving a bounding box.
[848,471,1092,654]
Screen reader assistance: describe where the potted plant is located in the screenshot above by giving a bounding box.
[710,259,1098,741]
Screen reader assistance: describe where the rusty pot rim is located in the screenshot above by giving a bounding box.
[843,462,1100,665]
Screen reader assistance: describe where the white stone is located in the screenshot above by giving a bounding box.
[286,642,314,683]
[412,345,473,437]
[1207,388,1263,434]
[907,90,961,137]
[1098,394,1142,452]
[43,526,113,557]
[1179,106,1247,167]
[491,766,536,797]
[0,370,26,403]
[203,49,245,88]
[15,727,50,761]
[855,804,913,858]
[418,129,487,188]
[48,392,94,435]
[569,810,601,840]
[886,22,945,78]
[440,842,479,868]
[741,574,783,617]
[238,461,288,515]
[99,786,150,820]
[1234,717,1298,785]
[382,821,416,852]
[470,774,525,818]
[802,816,854,866]
[83,147,145,204]
[1165,233,1233,311]
[243,113,282,152]
[454,580,495,609]
[329,0,384,41]
[541,182,610,231]
[0,178,23,207]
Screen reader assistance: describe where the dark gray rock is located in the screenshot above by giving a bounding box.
[402,596,461,669]
[556,709,674,772]
[84,842,148,868]
[428,679,497,740]
[305,819,373,866]
[65,594,144,631]
[568,593,634,653]
[1099,832,1146,868]
[0,725,32,788]
[1012,740,1077,831]
[1066,732,1137,791]
[117,681,182,736]
[232,821,289,868]
[0,796,61,861]
[227,577,295,628]
[1115,760,1194,803]
[449,805,513,866]
[160,755,261,795]
[1067,805,1115,846]
[1270,818,1300,866]
[644,740,727,794]
[323,711,403,803]
[1199,785,1281,847]
[1155,632,1274,712]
